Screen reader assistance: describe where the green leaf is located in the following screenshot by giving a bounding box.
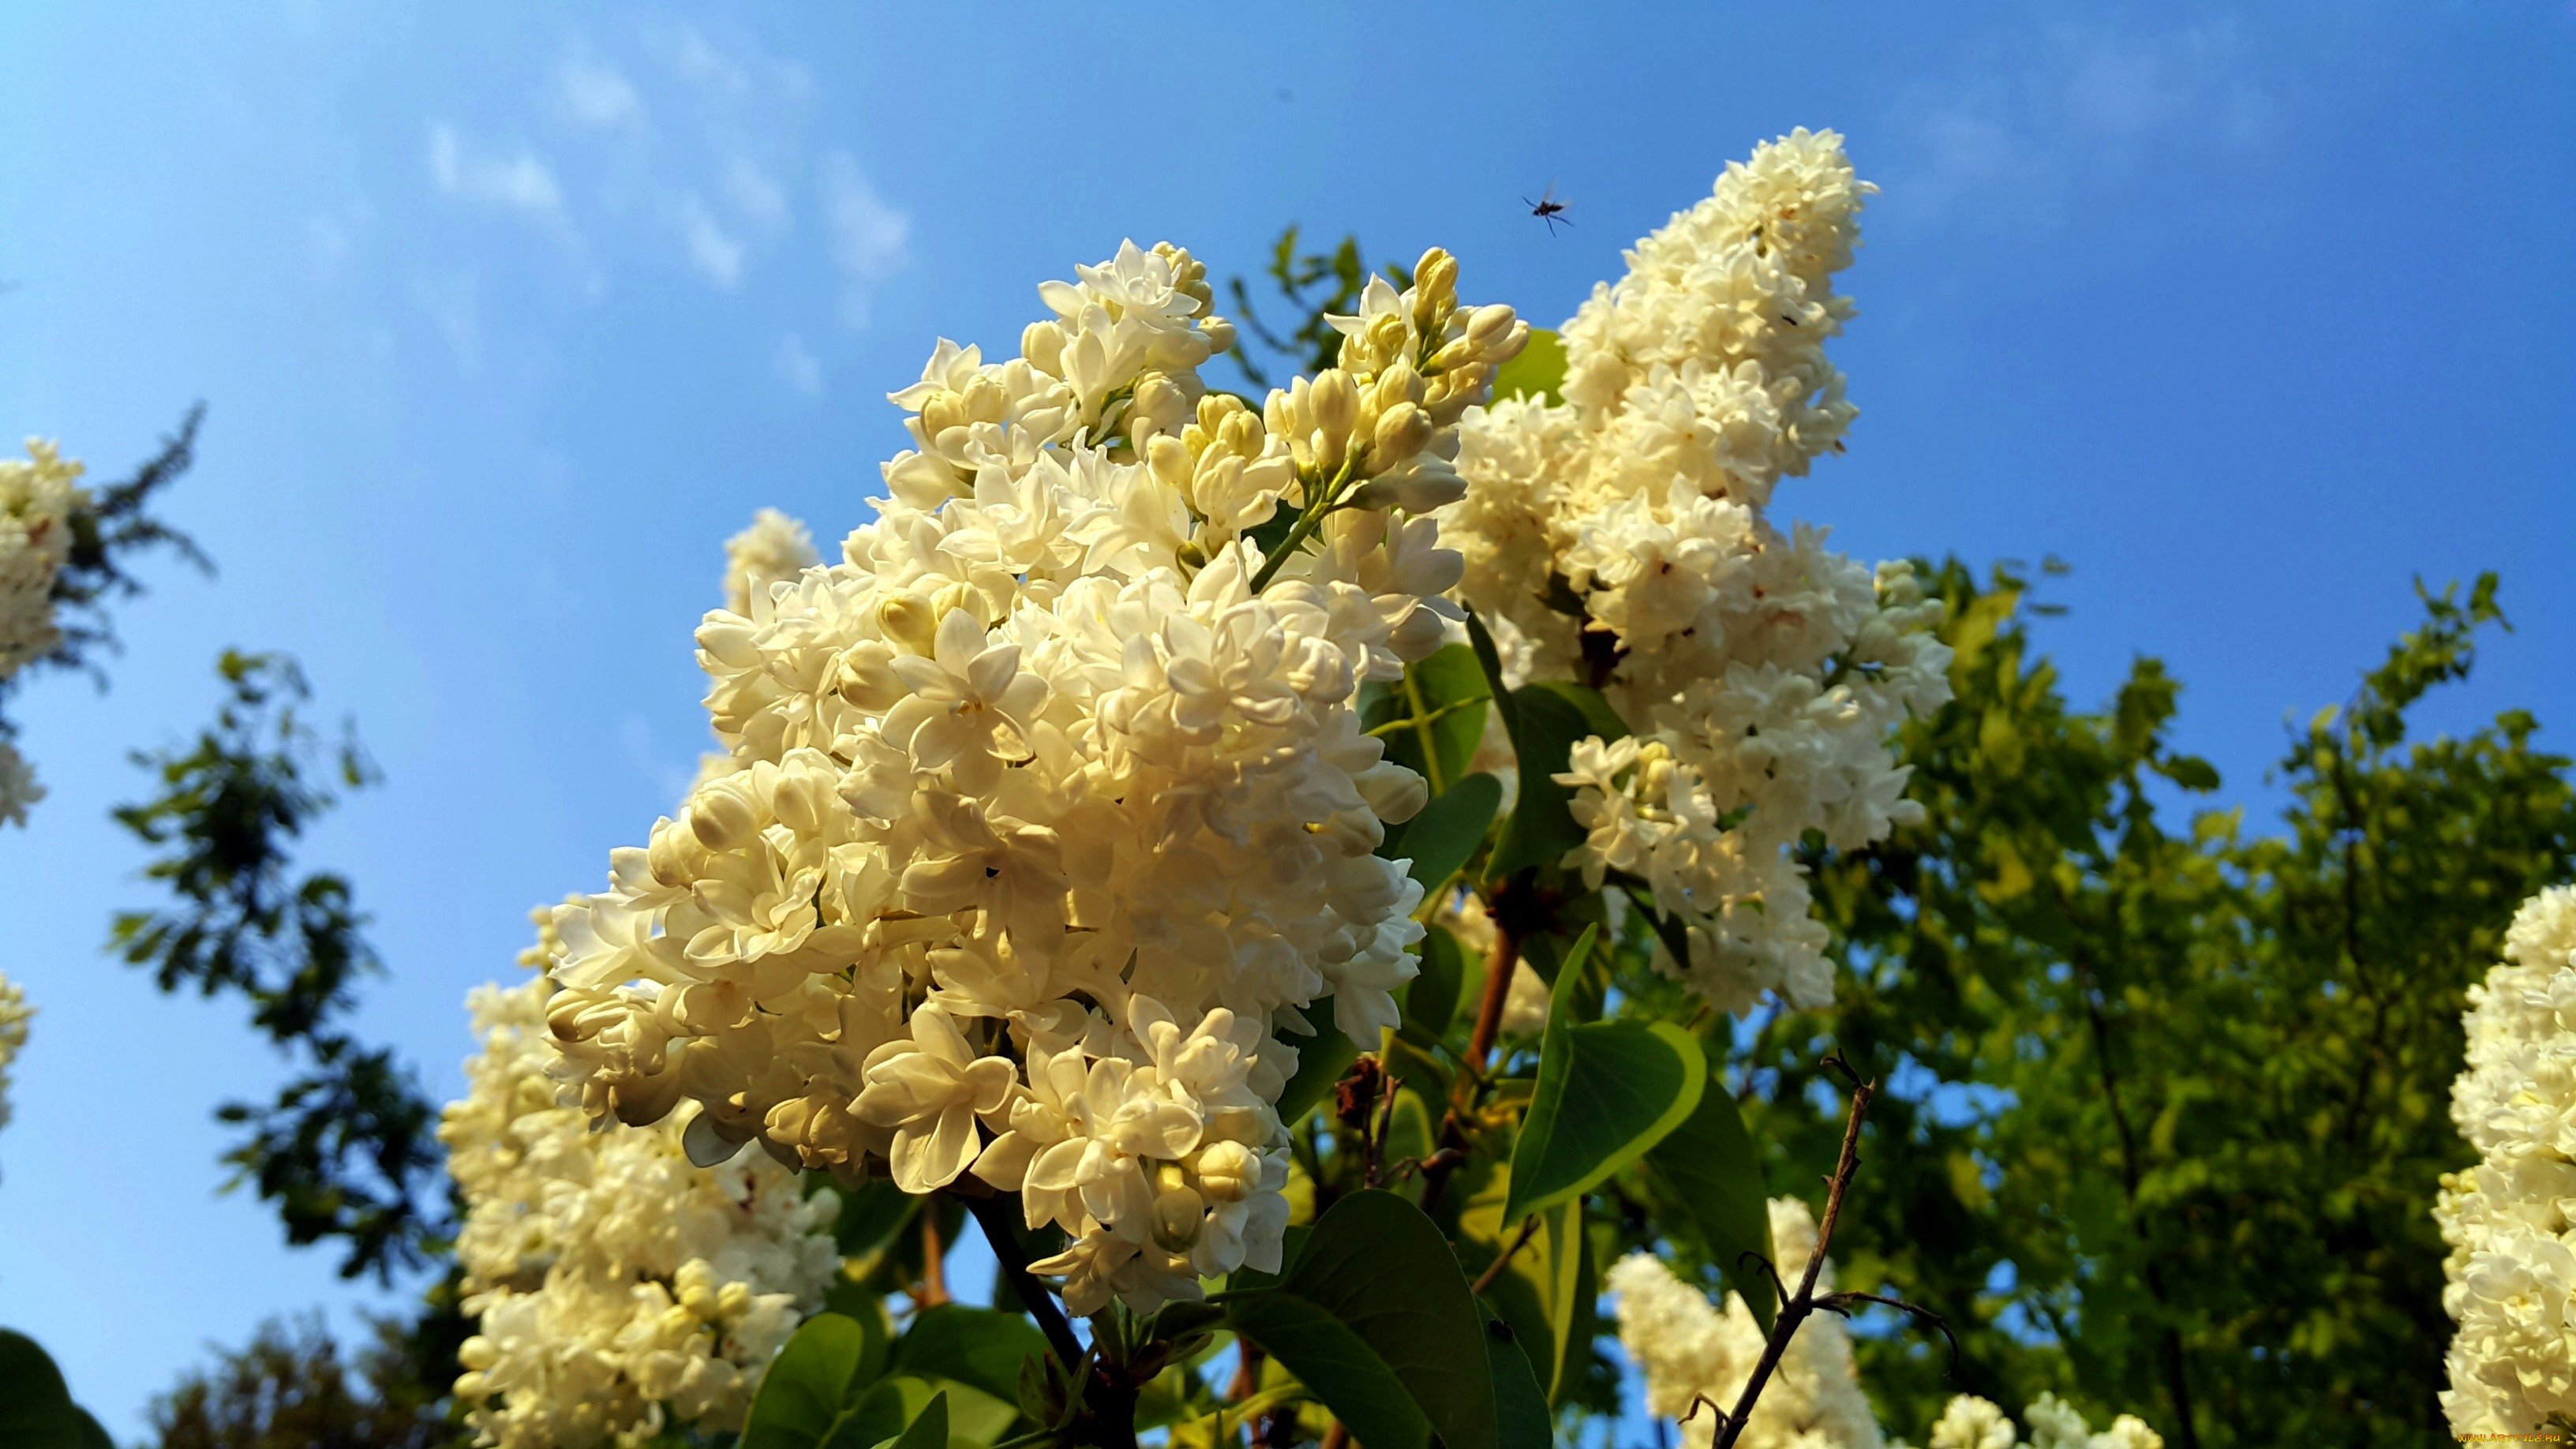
[1222,1297,1427,1449]
[743,1313,893,1449]
[1491,328,1567,405]
[1522,680,1627,743]
[0,1330,91,1449]
[1477,1304,1555,1449]
[1458,1176,1592,1403]
[1395,772,1503,893]
[877,1390,949,1449]
[1222,1190,1500,1449]
[1505,928,1707,1221]
[1376,645,1492,790]
[1401,926,1468,1045]
[1274,1013,1361,1127]
[1485,686,1594,880]
[832,1178,919,1259]
[889,1305,1050,1406]
[1464,611,1517,736]
[1646,1046,1777,1331]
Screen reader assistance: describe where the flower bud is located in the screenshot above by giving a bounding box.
[1131,373,1188,444]
[1374,361,1426,409]
[1199,316,1237,354]
[647,818,698,886]
[1021,320,1066,375]
[1414,247,1458,308]
[930,580,983,627]
[1372,401,1433,461]
[676,1259,720,1319]
[1196,1140,1257,1203]
[716,1280,753,1321]
[878,594,938,654]
[1347,461,1467,515]
[1311,369,1357,440]
[1150,1182,1207,1251]
[1466,304,1521,356]
[918,391,968,440]
[1147,433,1193,491]
[687,784,759,853]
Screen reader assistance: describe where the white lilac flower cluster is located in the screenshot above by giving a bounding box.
[2436,884,2576,1437]
[1444,129,1952,1013]
[0,440,90,828]
[444,958,841,1449]
[544,240,1527,1315]
[1608,1197,1884,1449]
[1912,1395,2163,1449]
[723,508,821,618]
[0,970,30,1138]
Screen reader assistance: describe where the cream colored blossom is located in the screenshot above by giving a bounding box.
[722,507,820,616]
[1447,131,1949,1014]
[0,439,92,829]
[0,971,30,1139]
[548,238,1525,1312]
[2437,883,2576,1436]
[444,968,839,1449]
[1609,1197,1883,1449]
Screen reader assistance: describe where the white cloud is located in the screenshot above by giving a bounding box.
[774,333,822,396]
[558,53,643,131]
[821,151,910,329]
[428,123,566,221]
[1884,21,2275,229]
[722,155,789,230]
[676,193,745,288]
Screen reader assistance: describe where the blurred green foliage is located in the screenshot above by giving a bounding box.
[1752,561,2573,1448]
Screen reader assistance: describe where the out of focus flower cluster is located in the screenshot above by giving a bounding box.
[442,955,840,1449]
[1443,129,1950,1013]
[1912,1394,2162,1449]
[0,970,30,1139]
[1613,1196,2162,1449]
[1609,1197,1883,1449]
[0,440,89,827]
[2436,884,2576,1437]
[543,239,1526,1315]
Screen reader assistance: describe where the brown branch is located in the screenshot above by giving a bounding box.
[1464,915,1522,1073]
[919,1204,951,1308]
[1706,1059,1876,1449]
[1421,918,1524,1213]
[1470,1215,1544,1297]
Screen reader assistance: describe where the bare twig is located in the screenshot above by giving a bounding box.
[1470,1215,1545,1297]
[1708,1062,1877,1449]
[1814,1291,1961,1377]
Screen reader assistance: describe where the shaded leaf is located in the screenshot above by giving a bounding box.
[890,1305,1050,1406]
[1477,1304,1554,1449]
[1222,1190,1499,1449]
[1646,1045,1777,1331]
[1506,928,1705,1221]
[1395,772,1503,893]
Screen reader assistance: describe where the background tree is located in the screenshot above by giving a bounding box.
[1753,563,2574,1448]
[111,650,449,1283]
[149,1315,452,1449]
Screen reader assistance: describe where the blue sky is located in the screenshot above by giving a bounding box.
[0,2,2568,1437]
